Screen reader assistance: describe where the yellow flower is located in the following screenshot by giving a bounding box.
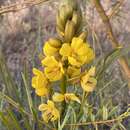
[39,100,60,122]
[81,67,97,92]
[43,38,61,56]
[67,66,81,78]
[42,56,64,81]
[59,37,95,67]
[32,68,49,96]
[52,93,80,103]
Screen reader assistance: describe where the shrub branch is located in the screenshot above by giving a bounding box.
[92,0,130,81]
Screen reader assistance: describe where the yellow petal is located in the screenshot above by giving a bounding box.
[68,56,81,66]
[77,43,90,55]
[71,37,83,52]
[86,49,95,63]
[39,104,48,111]
[59,43,72,56]
[79,55,88,64]
[80,49,95,65]
[42,56,58,67]
[81,67,97,92]
[81,67,96,84]
[43,42,58,56]
[65,93,80,103]
[88,66,96,76]
[59,62,65,74]
[47,100,55,108]
[52,93,65,102]
[33,68,42,75]
[40,100,59,122]
[35,87,49,96]
[88,77,97,86]
[32,68,48,89]
[67,66,81,78]
[81,82,95,92]
[51,109,60,121]
[32,76,37,88]
[34,73,48,89]
[81,73,89,85]
[44,67,63,81]
[42,111,50,123]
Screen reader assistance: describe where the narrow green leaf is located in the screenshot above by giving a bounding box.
[102,106,108,120]
[19,109,32,130]
[96,46,130,80]
[0,92,52,130]
[21,72,33,114]
[0,53,22,105]
[0,111,13,130]
[119,123,126,130]
[7,107,23,130]
[90,113,95,121]
[108,106,118,118]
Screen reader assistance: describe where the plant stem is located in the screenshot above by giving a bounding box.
[61,75,67,94]
[60,75,67,116]
[77,91,87,121]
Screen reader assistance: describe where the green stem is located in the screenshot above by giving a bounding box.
[77,92,88,121]
[61,75,67,94]
[60,75,67,116]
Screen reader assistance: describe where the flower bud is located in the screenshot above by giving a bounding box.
[79,31,87,41]
[64,20,75,42]
[43,38,61,56]
[49,38,61,48]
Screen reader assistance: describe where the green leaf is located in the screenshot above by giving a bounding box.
[0,53,22,105]
[19,109,32,130]
[21,72,33,115]
[108,106,118,118]
[96,46,130,80]
[119,123,126,130]
[7,107,23,130]
[90,113,95,121]
[0,111,13,130]
[102,106,108,120]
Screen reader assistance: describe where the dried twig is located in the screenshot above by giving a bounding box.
[108,0,125,18]
[92,0,130,81]
[0,0,50,14]
[66,108,130,126]
[66,118,119,126]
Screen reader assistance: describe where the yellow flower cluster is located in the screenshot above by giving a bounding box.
[60,37,95,66]
[32,36,96,122]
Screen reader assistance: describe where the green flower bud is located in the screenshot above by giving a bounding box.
[64,20,75,42]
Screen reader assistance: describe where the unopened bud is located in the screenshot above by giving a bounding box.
[64,20,75,42]
[49,38,62,48]
[79,31,87,41]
